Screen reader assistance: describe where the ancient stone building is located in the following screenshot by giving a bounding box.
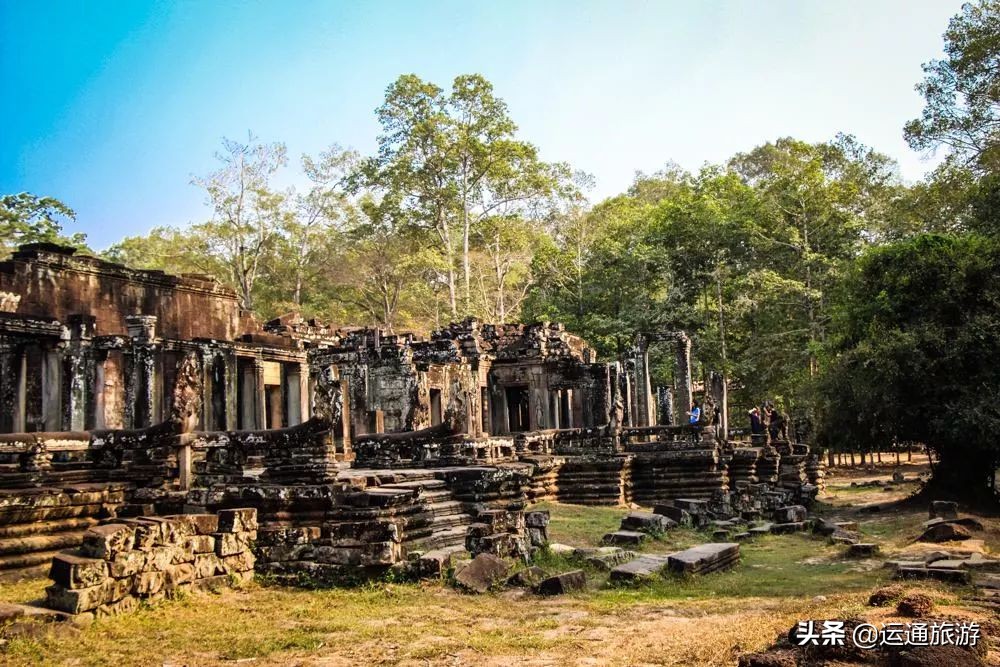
[0,243,311,434]
[0,242,823,584]
[0,243,616,444]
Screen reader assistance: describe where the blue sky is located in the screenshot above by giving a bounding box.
[0,0,964,250]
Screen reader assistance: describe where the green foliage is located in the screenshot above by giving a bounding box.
[816,234,1000,499]
[905,0,1000,172]
[0,192,88,257]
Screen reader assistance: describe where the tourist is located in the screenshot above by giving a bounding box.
[768,406,786,441]
[748,407,763,434]
[688,401,701,425]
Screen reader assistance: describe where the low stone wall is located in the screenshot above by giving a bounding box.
[42,508,256,620]
[0,482,131,579]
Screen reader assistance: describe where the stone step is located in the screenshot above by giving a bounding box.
[0,530,89,558]
[407,526,469,552]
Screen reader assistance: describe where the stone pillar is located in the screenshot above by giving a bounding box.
[253,358,266,430]
[286,365,302,426]
[632,338,655,427]
[710,371,728,438]
[298,362,310,424]
[672,332,693,425]
[63,315,95,432]
[124,315,158,429]
[657,386,674,425]
[14,347,27,433]
[42,344,63,431]
[239,360,256,430]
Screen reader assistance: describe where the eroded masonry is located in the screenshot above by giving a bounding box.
[0,243,824,591]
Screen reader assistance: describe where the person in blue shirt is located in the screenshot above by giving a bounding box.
[688,401,701,425]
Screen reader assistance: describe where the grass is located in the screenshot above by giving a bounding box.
[2,460,994,666]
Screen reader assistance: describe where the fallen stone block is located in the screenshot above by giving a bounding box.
[416,546,467,578]
[773,505,807,523]
[578,547,638,571]
[535,570,586,595]
[609,554,672,583]
[894,566,971,584]
[620,512,676,534]
[454,553,509,593]
[918,522,972,543]
[602,530,648,547]
[525,511,550,528]
[733,532,752,541]
[653,504,692,527]
[667,543,740,576]
[507,566,545,588]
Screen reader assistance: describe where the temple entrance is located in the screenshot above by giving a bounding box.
[505,386,530,432]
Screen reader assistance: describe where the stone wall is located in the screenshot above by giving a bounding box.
[43,508,256,620]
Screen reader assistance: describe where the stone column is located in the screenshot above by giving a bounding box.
[657,386,674,425]
[253,358,266,430]
[238,360,256,430]
[632,338,655,427]
[710,370,728,438]
[298,362,310,424]
[124,315,158,429]
[672,332,693,425]
[286,364,302,426]
[42,344,63,431]
[63,315,95,432]
[14,347,27,433]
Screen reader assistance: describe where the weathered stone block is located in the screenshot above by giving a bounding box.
[535,570,586,595]
[186,535,216,554]
[217,508,258,533]
[165,562,195,587]
[525,511,550,528]
[620,512,676,534]
[918,522,971,543]
[609,554,671,582]
[222,551,255,574]
[80,524,135,560]
[164,514,219,536]
[144,546,175,572]
[453,553,509,593]
[193,553,225,579]
[602,530,647,547]
[773,505,807,523]
[45,578,129,614]
[134,571,166,597]
[49,551,108,590]
[214,532,253,557]
[653,504,692,527]
[109,551,146,578]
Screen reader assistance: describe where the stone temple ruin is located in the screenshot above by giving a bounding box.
[0,243,825,613]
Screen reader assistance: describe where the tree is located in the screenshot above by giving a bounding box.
[266,146,358,314]
[816,234,1000,501]
[362,73,573,319]
[905,0,1000,172]
[0,193,87,257]
[191,133,288,312]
